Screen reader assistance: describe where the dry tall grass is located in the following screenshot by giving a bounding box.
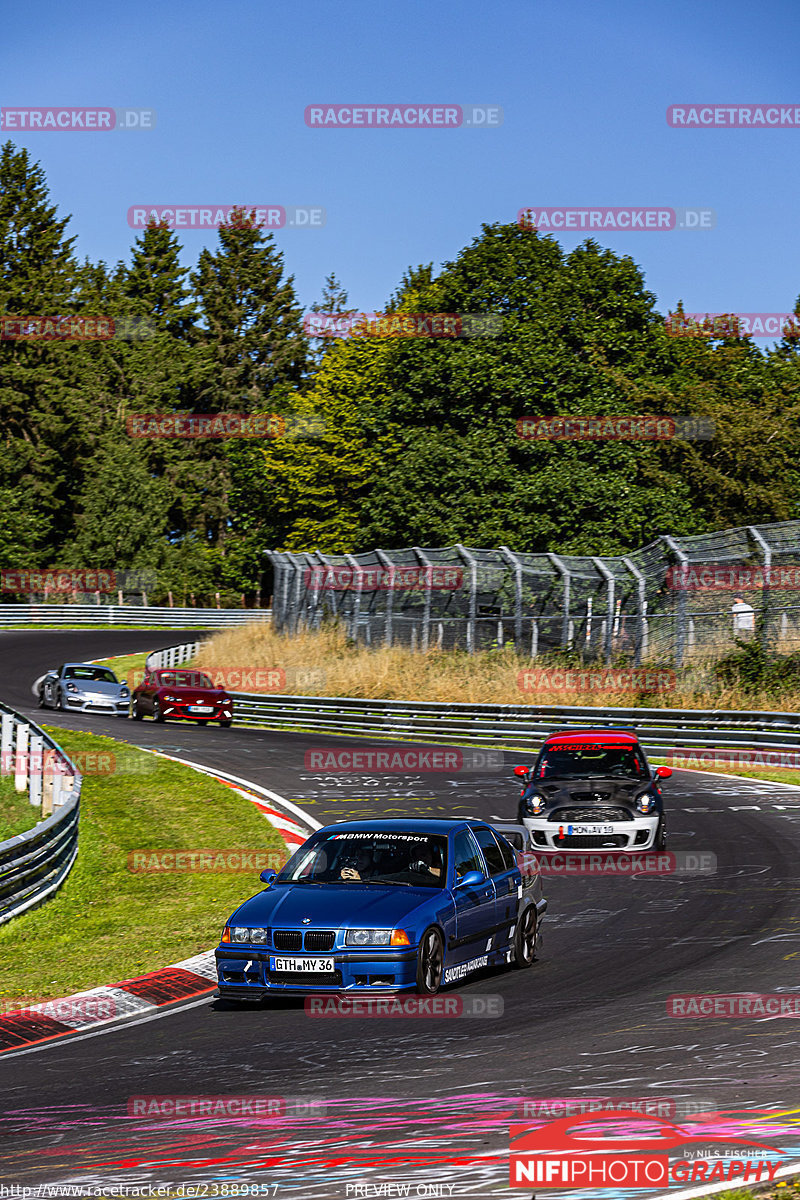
[194,622,795,711]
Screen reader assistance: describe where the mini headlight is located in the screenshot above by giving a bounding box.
[524,793,546,815]
[231,926,250,943]
[636,794,655,813]
[345,929,392,946]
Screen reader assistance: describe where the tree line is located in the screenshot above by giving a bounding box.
[2,140,799,605]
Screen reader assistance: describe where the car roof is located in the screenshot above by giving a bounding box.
[316,818,488,835]
[543,729,639,748]
[62,662,113,669]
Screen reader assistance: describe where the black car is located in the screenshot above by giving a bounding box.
[513,728,671,852]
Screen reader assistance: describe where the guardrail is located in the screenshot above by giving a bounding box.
[0,605,271,628]
[0,706,82,925]
[146,641,800,763]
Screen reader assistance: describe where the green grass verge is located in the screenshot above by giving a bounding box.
[0,776,40,841]
[0,726,287,1007]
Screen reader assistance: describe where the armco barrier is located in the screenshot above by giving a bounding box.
[0,605,270,628]
[147,641,800,761]
[0,705,82,925]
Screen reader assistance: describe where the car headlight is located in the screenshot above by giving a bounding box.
[119,686,129,696]
[231,926,251,943]
[249,927,268,943]
[523,793,547,815]
[66,683,78,692]
[163,694,179,702]
[636,794,656,814]
[345,929,392,946]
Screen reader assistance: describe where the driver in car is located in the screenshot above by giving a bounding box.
[339,846,376,881]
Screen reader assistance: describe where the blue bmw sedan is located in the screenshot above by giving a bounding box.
[215,818,546,998]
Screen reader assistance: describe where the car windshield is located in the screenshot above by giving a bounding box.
[63,666,118,684]
[276,831,448,888]
[536,743,646,780]
[151,669,214,688]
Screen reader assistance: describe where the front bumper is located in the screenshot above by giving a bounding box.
[65,693,129,715]
[161,702,232,722]
[522,814,660,850]
[215,946,419,996]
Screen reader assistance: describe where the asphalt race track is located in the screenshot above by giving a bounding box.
[2,631,800,1196]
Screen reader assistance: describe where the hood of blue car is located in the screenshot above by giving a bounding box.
[230,883,435,929]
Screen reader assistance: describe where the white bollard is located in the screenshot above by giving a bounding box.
[0,713,13,777]
[14,723,29,794]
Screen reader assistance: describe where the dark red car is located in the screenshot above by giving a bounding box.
[131,668,233,726]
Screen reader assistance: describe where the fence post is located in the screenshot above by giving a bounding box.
[662,535,688,668]
[622,557,647,666]
[14,723,29,795]
[592,558,615,665]
[548,554,572,652]
[376,549,395,647]
[455,545,478,654]
[28,732,43,810]
[500,547,523,650]
[414,548,433,652]
[42,748,55,817]
[748,525,773,653]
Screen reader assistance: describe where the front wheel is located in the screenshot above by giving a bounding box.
[57,690,66,711]
[415,927,444,995]
[37,689,47,709]
[655,819,666,852]
[512,905,538,969]
[132,701,143,721]
[152,699,166,724]
[219,719,232,728]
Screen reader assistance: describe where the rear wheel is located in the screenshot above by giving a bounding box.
[37,688,47,709]
[512,905,537,969]
[152,699,166,723]
[415,927,444,995]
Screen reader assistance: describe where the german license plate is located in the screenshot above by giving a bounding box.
[567,824,614,835]
[270,957,335,973]
[188,705,213,713]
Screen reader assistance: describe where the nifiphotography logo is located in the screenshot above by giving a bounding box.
[509,1109,785,1188]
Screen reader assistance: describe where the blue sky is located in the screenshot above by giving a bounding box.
[2,0,799,327]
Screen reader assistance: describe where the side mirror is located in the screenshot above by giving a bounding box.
[513,765,529,778]
[259,868,277,885]
[655,766,672,779]
[456,869,485,888]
